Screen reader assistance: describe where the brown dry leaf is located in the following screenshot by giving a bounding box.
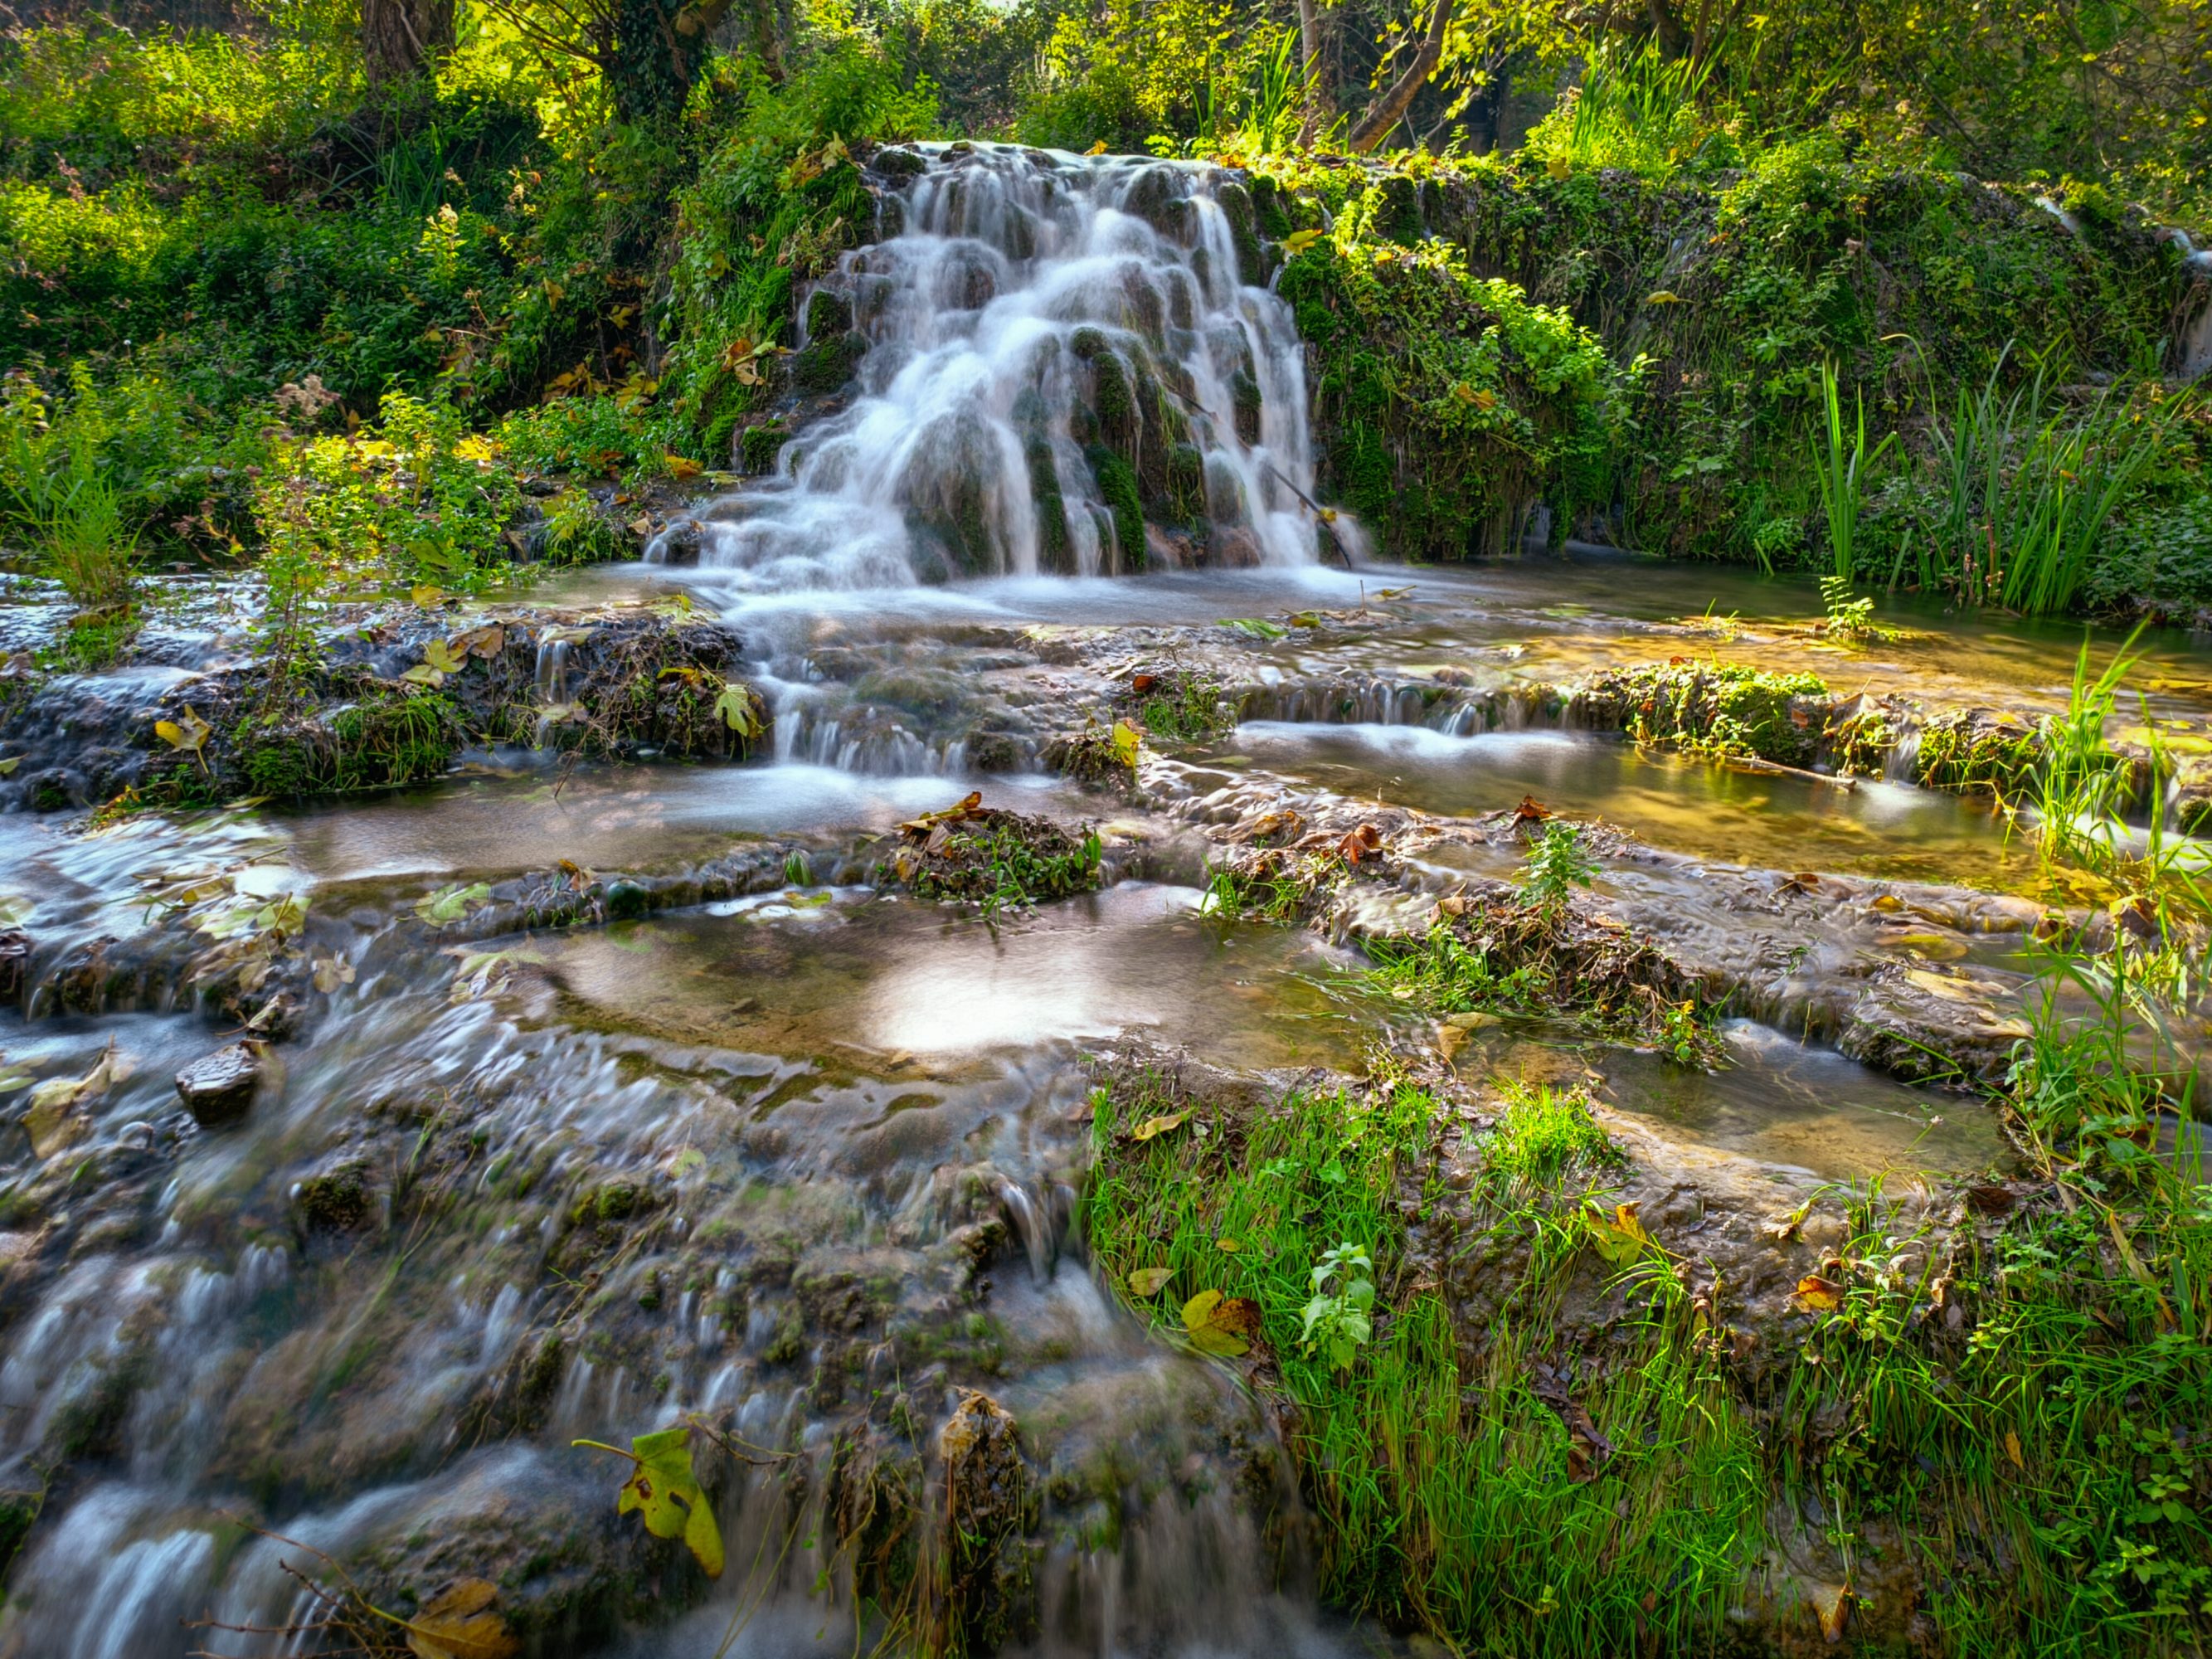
[1562,1401,1612,1482]
[1512,795,1551,824]
[1793,1274,1845,1312]
[1966,1184,2015,1217]
[1806,1578,1849,1643]
[1128,1267,1174,1297]
[1130,672,1158,693]
[1338,823,1383,864]
[899,792,984,835]
[405,1579,521,1659]
[1127,1108,1193,1142]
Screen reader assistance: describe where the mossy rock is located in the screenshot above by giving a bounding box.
[794,330,868,395]
[1086,446,1147,573]
[805,286,853,338]
[738,421,790,476]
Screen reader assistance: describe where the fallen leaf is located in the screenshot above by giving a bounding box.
[1215,1237,1243,1254]
[416,882,493,925]
[1085,139,1108,155]
[1644,289,1684,304]
[1545,155,1571,180]
[899,791,984,835]
[1128,1108,1193,1141]
[577,1427,724,1578]
[1513,795,1551,824]
[154,707,212,756]
[451,625,507,660]
[2004,1430,2024,1470]
[1130,673,1158,693]
[1128,1267,1174,1297]
[1338,823,1383,863]
[1182,1287,1262,1356]
[1582,1202,1657,1265]
[404,1578,521,1659]
[1806,1578,1849,1642]
[1281,228,1324,255]
[1965,1184,2015,1216]
[1793,1274,1845,1312]
[1111,719,1142,767]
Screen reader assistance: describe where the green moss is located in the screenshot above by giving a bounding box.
[738,421,790,475]
[1594,662,1830,766]
[1087,445,1146,572]
[1915,708,2043,797]
[793,330,868,394]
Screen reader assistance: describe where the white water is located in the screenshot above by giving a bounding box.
[648,144,1323,590]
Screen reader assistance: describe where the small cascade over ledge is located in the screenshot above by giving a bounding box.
[650,143,1330,591]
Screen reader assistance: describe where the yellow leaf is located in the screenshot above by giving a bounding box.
[1111,719,1142,766]
[1085,139,1108,155]
[1128,1108,1192,1142]
[1181,1288,1261,1356]
[1545,156,1571,181]
[1128,1267,1174,1297]
[1644,289,1685,304]
[404,1579,521,1659]
[410,584,446,608]
[2004,1430,2024,1470]
[1582,1202,1657,1265]
[154,706,211,754]
[1281,228,1324,255]
[1216,1237,1242,1254]
[618,1427,723,1577]
[1792,1273,1845,1312]
[666,454,702,480]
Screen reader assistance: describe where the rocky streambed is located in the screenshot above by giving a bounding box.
[1,550,2207,1657]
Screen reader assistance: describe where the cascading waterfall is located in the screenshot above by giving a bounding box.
[649,143,1325,590]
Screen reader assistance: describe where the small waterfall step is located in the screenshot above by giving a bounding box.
[649,142,1329,591]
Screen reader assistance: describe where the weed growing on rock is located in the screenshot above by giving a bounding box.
[1516,820,1598,917]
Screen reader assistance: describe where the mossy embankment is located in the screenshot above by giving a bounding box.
[1257,146,2208,613]
[0,603,767,815]
[1087,1058,2212,1657]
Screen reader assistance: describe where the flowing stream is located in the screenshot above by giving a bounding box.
[2,145,2210,1658]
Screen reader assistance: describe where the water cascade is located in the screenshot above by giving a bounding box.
[649,144,1326,589]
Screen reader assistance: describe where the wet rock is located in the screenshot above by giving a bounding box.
[937,1389,1035,1650]
[655,518,705,566]
[175,1041,265,1126]
[294,1157,374,1232]
[0,928,28,1005]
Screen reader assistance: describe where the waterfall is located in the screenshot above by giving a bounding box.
[649,143,1325,591]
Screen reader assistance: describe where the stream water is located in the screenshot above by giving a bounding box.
[2,144,2208,1658]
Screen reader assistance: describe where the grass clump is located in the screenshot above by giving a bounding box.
[1087,1069,1761,1654]
[1125,666,1232,743]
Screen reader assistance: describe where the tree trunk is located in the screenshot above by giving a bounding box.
[602,0,737,124]
[1346,0,1455,154]
[362,0,455,90]
[1645,0,1689,58]
[1296,0,1332,144]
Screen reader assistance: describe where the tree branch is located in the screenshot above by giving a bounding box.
[1347,0,1456,155]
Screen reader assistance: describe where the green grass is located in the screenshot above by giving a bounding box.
[1087,1073,1763,1654]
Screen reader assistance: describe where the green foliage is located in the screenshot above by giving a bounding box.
[252,392,522,596]
[1281,229,1611,561]
[1088,1071,1762,1653]
[1515,820,1597,917]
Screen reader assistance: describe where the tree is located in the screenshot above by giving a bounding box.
[1346,0,1454,151]
[485,0,786,124]
[362,0,455,90]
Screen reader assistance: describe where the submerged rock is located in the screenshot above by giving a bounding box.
[174,1040,265,1126]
